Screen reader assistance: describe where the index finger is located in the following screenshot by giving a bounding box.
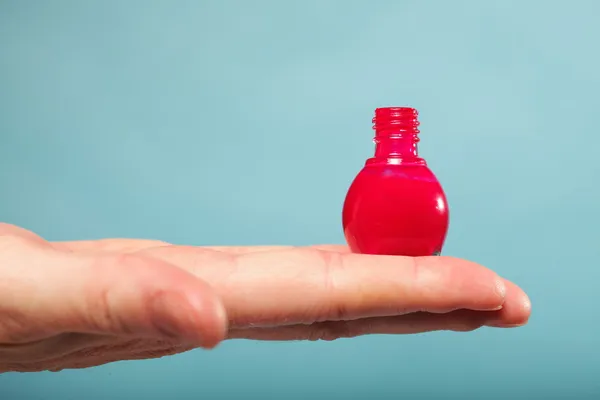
[53,240,349,254]
[141,246,507,328]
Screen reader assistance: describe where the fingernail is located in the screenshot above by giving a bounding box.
[523,293,532,313]
[495,277,507,300]
[484,305,503,311]
[479,277,506,311]
[486,293,532,328]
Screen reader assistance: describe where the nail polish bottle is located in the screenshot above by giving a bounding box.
[342,107,449,256]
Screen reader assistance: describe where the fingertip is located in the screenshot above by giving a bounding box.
[151,288,228,348]
[486,279,531,328]
[184,288,228,348]
[417,256,507,312]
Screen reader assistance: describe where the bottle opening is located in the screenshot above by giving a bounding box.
[370,106,423,164]
[372,107,420,136]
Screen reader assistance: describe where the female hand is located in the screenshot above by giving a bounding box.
[0,223,531,372]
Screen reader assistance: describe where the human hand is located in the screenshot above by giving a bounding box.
[0,224,531,372]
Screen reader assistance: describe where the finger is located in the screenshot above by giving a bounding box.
[53,242,284,254]
[202,245,351,254]
[141,246,506,328]
[227,280,531,341]
[52,239,170,253]
[484,280,531,328]
[54,240,351,255]
[0,245,227,348]
[228,309,492,341]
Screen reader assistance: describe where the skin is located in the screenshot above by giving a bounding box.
[0,223,531,373]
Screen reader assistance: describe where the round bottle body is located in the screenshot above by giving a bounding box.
[342,162,449,256]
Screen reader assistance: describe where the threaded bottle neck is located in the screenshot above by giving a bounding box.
[373,107,420,135]
[370,107,423,164]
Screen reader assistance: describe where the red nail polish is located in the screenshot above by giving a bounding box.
[342,107,449,256]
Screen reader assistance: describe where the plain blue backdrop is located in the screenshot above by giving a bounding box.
[1,0,599,398]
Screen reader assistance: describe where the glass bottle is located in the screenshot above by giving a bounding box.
[342,107,449,256]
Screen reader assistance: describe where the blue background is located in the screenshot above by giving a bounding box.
[1,0,599,398]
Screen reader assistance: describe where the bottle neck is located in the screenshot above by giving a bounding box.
[368,107,424,165]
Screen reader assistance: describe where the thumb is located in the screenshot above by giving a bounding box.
[0,240,227,348]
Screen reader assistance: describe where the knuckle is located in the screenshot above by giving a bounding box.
[314,250,353,321]
[319,250,343,293]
